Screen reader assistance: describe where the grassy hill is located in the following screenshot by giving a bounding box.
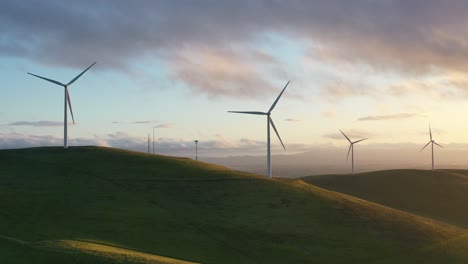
[302,169,468,229]
[1,147,468,263]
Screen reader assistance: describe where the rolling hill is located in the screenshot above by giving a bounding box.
[1,147,468,263]
[302,169,468,229]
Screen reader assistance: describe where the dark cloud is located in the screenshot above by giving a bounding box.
[169,47,278,98]
[4,1,468,98]
[358,113,424,121]
[8,121,63,127]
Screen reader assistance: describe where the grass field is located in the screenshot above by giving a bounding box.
[302,169,468,229]
[1,147,468,263]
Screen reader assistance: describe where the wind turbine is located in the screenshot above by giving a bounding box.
[28,62,96,148]
[228,80,290,178]
[340,130,367,175]
[420,125,443,170]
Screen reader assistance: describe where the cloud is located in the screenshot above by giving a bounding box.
[358,113,424,121]
[5,1,468,98]
[300,1,468,75]
[322,133,345,140]
[322,129,375,140]
[320,80,377,101]
[132,120,158,124]
[385,75,468,100]
[323,111,336,119]
[168,47,278,98]
[419,127,448,136]
[8,121,63,127]
[0,132,304,156]
[239,137,265,147]
[284,118,301,122]
[112,120,159,124]
[153,123,174,129]
[0,133,61,149]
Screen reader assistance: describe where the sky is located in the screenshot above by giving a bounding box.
[3,1,468,166]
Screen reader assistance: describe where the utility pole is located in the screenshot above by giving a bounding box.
[153,127,155,154]
[147,133,150,153]
[194,140,198,161]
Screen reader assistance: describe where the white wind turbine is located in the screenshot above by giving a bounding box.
[28,62,96,148]
[420,124,443,170]
[340,130,367,175]
[228,80,290,178]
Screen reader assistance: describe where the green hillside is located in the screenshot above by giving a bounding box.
[1,147,468,263]
[302,169,468,229]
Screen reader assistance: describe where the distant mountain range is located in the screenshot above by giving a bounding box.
[204,143,468,177]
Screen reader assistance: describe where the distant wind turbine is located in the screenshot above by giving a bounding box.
[228,81,290,178]
[420,124,443,170]
[28,62,96,148]
[340,130,367,175]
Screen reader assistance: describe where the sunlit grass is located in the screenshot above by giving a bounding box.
[42,240,199,264]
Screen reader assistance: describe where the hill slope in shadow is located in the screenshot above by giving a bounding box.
[303,169,468,229]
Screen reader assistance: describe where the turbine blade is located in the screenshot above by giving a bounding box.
[269,116,285,150]
[66,88,75,124]
[339,129,352,143]
[228,111,267,115]
[27,73,65,86]
[353,138,368,144]
[429,124,432,141]
[346,144,352,161]
[420,141,431,152]
[433,141,443,148]
[268,80,290,113]
[67,62,96,86]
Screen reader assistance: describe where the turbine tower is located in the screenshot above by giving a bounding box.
[194,140,199,161]
[420,124,443,170]
[340,129,367,175]
[228,81,290,178]
[28,62,96,148]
